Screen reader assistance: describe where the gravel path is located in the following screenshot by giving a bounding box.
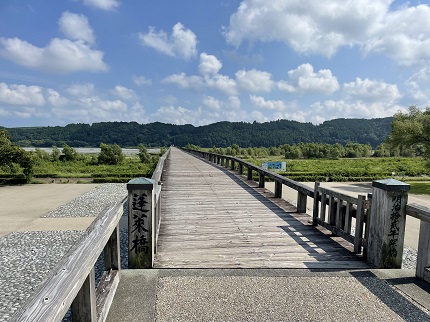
[0,183,127,321]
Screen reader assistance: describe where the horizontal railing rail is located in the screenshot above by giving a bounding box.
[12,200,125,322]
[152,147,171,249]
[406,204,430,282]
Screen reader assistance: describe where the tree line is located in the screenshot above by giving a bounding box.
[4,117,393,148]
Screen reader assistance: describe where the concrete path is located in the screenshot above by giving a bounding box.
[0,184,98,237]
[107,268,430,322]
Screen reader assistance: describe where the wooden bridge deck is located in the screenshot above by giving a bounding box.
[154,148,368,269]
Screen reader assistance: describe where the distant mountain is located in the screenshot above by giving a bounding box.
[5,117,393,148]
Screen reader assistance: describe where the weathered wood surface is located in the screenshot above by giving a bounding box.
[154,148,368,269]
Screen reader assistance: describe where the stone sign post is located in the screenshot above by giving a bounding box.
[367,179,410,268]
[127,178,155,269]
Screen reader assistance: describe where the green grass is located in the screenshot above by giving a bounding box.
[406,181,430,195]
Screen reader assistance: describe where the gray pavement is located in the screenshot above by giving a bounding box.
[0,184,99,237]
[107,269,430,322]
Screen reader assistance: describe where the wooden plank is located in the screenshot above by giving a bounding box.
[416,221,430,280]
[71,268,97,322]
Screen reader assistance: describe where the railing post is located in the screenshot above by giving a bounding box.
[312,182,320,226]
[367,179,410,268]
[127,178,155,269]
[416,221,430,280]
[238,163,243,175]
[231,160,235,170]
[247,167,253,180]
[275,180,283,198]
[104,225,120,270]
[297,192,307,213]
[258,172,265,188]
[71,268,97,321]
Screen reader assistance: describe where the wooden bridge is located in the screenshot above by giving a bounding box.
[10,147,430,321]
[154,147,366,269]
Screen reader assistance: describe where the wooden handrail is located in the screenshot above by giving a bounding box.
[406,203,430,223]
[12,200,125,322]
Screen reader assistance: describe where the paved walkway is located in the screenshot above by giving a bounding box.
[107,268,430,322]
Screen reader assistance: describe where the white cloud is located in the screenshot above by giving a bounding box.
[250,95,288,111]
[139,22,197,59]
[162,73,204,89]
[202,96,222,110]
[199,52,222,76]
[405,67,430,102]
[59,12,95,44]
[206,74,238,96]
[235,69,274,93]
[225,0,430,65]
[66,83,95,97]
[228,96,241,109]
[46,89,67,106]
[153,105,201,125]
[0,83,45,106]
[343,77,401,103]
[82,0,120,11]
[0,37,107,73]
[280,63,339,94]
[310,100,404,120]
[133,75,152,86]
[112,85,137,101]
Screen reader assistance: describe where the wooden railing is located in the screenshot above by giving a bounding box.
[152,148,170,249]
[406,204,430,283]
[11,200,125,322]
[313,183,371,255]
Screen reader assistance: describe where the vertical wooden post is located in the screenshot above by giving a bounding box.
[297,192,307,213]
[104,225,120,270]
[312,182,320,226]
[127,178,155,269]
[247,167,252,180]
[231,160,235,170]
[416,221,430,280]
[71,268,97,321]
[328,196,336,226]
[354,195,366,254]
[367,179,410,268]
[320,193,327,222]
[238,163,243,175]
[220,157,224,166]
[258,172,265,188]
[275,180,282,198]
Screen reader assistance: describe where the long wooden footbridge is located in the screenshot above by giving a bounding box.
[10,147,430,321]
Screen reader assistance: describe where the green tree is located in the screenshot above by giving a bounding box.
[98,143,124,165]
[138,144,151,163]
[51,146,61,161]
[0,129,34,181]
[390,106,430,160]
[62,143,79,161]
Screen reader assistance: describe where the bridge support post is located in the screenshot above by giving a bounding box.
[238,163,243,175]
[367,179,410,268]
[127,178,155,269]
[231,160,235,170]
[258,172,265,188]
[275,181,282,198]
[247,167,252,180]
[297,192,307,213]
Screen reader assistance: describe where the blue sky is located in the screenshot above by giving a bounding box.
[1,0,430,127]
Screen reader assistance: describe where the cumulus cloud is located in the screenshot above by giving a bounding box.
[46,89,68,106]
[162,73,205,89]
[0,83,45,106]
[202,96,222,110]
[133,75,152,86]
[235,69,273,93]
[82,0,120,11]
[66,83,96,97]
[279,64,339,94]
[112,85,137,101]
[139,22,197,59]
[250,95,288,111]
[0,37,107,73]
[405,67,430,102]
[153,105,201,125]
[343,77,401,103]
[59,12,95,44]
[199,52,222,76]
[225,0,430,65]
